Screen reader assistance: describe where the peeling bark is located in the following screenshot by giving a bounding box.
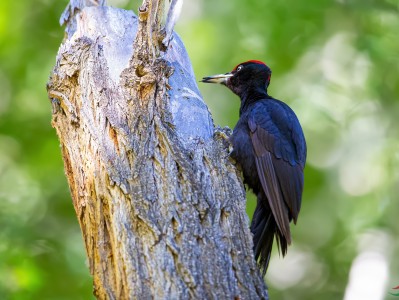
[47,2,268,299]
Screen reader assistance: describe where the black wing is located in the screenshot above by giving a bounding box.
[248,101,306,245]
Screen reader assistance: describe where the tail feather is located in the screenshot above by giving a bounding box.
[251,195,289,276]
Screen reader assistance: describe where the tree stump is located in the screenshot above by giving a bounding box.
[47,2,268,299]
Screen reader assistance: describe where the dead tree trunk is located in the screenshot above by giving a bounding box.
[47,1,268,299]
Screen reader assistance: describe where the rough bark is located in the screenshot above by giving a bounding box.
[47,1,268,299]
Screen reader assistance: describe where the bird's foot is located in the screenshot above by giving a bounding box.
[214,126,232,142]
[214,127,237,162]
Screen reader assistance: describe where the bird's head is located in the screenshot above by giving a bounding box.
[201,60,272,97]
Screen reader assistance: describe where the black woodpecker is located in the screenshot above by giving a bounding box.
[201,60,306,275]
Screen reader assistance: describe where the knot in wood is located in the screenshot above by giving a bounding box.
[138,3,149,21]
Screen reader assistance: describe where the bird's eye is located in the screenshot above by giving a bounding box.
[237,65,243,72]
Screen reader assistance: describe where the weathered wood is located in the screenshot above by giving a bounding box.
[47,2,268,299]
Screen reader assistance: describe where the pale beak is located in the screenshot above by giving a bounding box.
[201,73,233,84]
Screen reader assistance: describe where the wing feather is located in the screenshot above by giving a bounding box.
[253,151,292,243]
[249,110,305,240]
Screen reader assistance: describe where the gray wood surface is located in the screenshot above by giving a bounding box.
[47,2,268,299]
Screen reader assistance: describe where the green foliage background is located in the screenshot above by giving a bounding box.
[0,0,398,299]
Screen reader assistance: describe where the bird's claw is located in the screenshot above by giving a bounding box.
[214,126,232,142]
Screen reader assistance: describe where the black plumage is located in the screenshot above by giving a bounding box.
[201,61,306,275]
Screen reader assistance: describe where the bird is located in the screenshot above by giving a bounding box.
[201,60,306,275]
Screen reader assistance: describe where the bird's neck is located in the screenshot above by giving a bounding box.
[239,86,269,115]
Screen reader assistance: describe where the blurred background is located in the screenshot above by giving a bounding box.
[0,0,398,299]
